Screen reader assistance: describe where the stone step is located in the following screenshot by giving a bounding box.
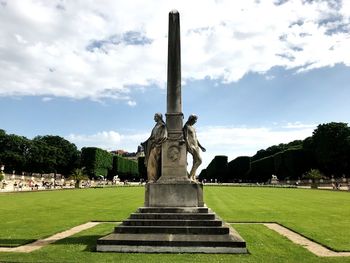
[122,219,222,227]
[97,233,246,248]
[129,212,215,220]
[114,225,229,235]
[137,207,209,214]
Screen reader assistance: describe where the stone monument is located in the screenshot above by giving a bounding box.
[96,10,247,253]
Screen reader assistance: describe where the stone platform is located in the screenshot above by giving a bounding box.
[96,206,247,253]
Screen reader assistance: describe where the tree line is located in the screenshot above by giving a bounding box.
[0,129,139,180]
[199,122,350,183]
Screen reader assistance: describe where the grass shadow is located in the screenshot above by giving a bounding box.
[0,239,36,247]
[49,234,105,252]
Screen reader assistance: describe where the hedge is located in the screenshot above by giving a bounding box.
[247,156,274,182]
[205,155,228,182]
[138,157,147,181]
[198,168,207,181]
[227,156,251,182]
[81,147,113,178]
[109,155,139,180]
[274,149,316,180]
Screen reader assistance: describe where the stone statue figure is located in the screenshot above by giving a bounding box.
[183,114,206,181]
[142,113,167,183]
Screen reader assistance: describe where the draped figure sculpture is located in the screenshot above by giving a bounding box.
[183,114,206,181]
[142,113,167,183]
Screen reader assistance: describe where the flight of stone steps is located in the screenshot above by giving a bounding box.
[97,206,247,253]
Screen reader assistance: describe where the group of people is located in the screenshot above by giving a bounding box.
[142,113,205,183]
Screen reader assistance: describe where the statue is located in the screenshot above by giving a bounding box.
[183,114,206,181]
[142,113,167,182]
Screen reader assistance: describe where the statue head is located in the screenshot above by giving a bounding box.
[187,114,198,125]
[154,113,163,122]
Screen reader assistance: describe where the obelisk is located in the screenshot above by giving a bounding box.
[96,11,247,253]
[158,10,188,182]
[144,10,204,207]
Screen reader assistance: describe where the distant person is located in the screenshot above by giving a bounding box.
[183,114,206,181]
[141,113,167,183]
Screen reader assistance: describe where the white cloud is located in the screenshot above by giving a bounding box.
[127,100,137,107]
[282,121,317,129]
[0,0,349,101]
[41,97,53,102]
[66,123,314,170]
[66,130,148,152]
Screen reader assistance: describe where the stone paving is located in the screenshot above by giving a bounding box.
[0,222,101,253]
[264,223,350,257]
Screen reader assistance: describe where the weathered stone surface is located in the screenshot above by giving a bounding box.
[96,207,247,254]
[96,244,247,254]
[129,212,215,220]
[167,10,182,115]
[158,140,188,183]
[144,182,204,207]
[122,219,222,226]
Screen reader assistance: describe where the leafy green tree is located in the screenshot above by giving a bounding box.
[69,168,89,188]
[251,140,303,161]
[302,169,326,189]
[27,139,58,174]
[0,131,30,173]
[30,136,80,175]
[306,122,350,177]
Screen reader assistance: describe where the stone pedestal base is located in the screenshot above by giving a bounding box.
[145,182,204,207]
[96,206,247,254]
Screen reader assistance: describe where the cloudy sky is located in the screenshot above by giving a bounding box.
[1,0,350,169]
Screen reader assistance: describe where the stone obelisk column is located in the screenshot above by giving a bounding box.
[144,10,203,207]
[158,10,188,183]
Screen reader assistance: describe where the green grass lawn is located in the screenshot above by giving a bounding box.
[0,187,144,247]
[205,186,350,251]
[0,186,350,263]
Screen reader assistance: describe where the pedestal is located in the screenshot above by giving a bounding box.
[145,182,204,207]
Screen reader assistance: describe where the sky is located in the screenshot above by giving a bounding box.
[1,0,350,170]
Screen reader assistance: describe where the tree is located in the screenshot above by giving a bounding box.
[31,136,80,175]
[251,140,303,161]
[27,139,58,174]
[302,169,326,189]
[0,131,30,173]
[69,168,89,188]
[308,122,350,177]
